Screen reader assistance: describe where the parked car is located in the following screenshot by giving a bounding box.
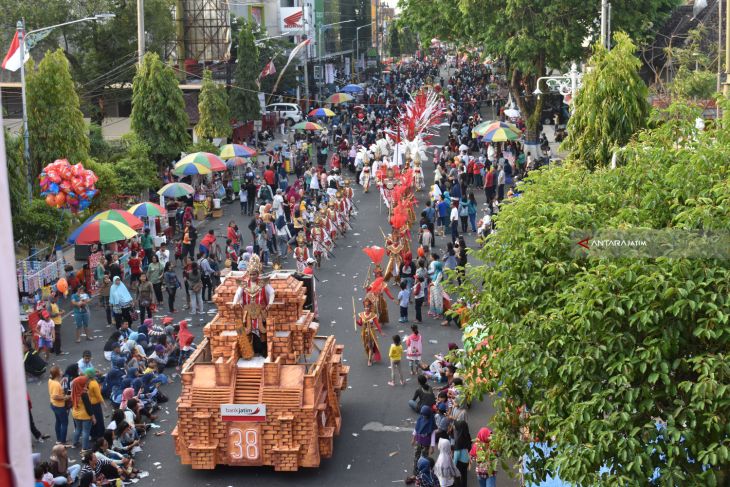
[264,103,303,125]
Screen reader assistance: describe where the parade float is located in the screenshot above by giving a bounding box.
[172,257,349,471]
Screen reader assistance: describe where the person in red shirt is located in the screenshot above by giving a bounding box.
[227,221,240,253]
[263,165,276,192]
[199,229,217,256]
[128,251,143,283]
[473,156,485,188]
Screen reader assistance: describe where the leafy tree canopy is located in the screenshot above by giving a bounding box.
[131,52,190,164]
[454,103,730,486]
[26,49,90,190]
[109,132,159,197]
[13,198,71,250]
[562,32,649,170]
[230,19,261,122]
[196,69,231,140]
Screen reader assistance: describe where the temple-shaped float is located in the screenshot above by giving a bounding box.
[172,268,349,471]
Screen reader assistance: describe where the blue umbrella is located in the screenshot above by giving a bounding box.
[340,84,363,93]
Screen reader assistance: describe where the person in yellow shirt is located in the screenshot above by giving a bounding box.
[70,375,93,450]
[48,365,70,445]
[388,335,405,387]
[84,368,105,440]
[49,293,65,356]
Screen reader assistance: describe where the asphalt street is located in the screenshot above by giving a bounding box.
[27,108,521,487]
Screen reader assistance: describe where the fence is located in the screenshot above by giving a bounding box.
[16,247,65,297]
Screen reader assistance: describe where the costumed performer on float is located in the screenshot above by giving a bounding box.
[232,255,275,358]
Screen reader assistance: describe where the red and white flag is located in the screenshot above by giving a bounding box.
[259,60,276,79]
[2,31,29,72]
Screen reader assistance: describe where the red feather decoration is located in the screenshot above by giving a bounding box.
[362,246,386,265]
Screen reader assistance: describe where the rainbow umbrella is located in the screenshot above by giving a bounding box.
[309,108,335,117]
[473,121,521,140]
[158,182,195,198]
[128,202,167,218]
[173,160,212,176]
[292,121,324,131]
[225,157,248,168]
[219,144,257,159]
[90,209,144,230]
[177,152,227,172]
[70,220,138,245]
[325,93,353,104]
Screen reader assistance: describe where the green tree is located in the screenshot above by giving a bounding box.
[131,52,190,164]
[230,19,261,122]
[110,133,159,196]
[5,129,27,218]
[195,69,231,140]
[399,0,680,140]
[454,104,730,485]
[13,199,70,251]
[84,159,118,212]
[666,27,718,101]
[26,49,90,190]
[389,24,401,57]
[562,33,649,170]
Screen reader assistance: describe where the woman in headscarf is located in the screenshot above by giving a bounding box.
[119,387,136,411]
[434,437,460,486]
[49,444,81,485]
[102,364,124,401]
[177,320,195,369]
[84,368,105,439]
[415,454,437,487]
[469,428,497,487]
[451,420,472,486]
[70,375,92,450]
[109,276,134,329]
[428,257,444,319]
[409,405,437,481]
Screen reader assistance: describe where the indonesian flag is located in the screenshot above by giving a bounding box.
[259,60,276,79]
[2,31,28,72]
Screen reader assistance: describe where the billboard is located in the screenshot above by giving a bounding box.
[280,7,304,35]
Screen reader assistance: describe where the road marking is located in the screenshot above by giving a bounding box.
[361,422,411,433]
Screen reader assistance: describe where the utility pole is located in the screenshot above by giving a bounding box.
[17,20,32,203]
[375,0,380,68]
[304,36,310,110]
[137,0,145,64]
[600,0,609,49]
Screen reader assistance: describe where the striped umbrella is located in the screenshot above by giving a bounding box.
[158,182,195,198]
[473,121,521,141]
[128,202,167,218]
[172,160,212,176]
[325,93,353,104]
[292,121,324,131]
[225,157,248,168]
[177,152,227,172]
[70,220,138,245]
[309,108,335,117]
[219,144,257,159]
[90,209,144,230]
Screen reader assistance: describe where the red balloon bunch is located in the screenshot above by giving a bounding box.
[39,159,98,213]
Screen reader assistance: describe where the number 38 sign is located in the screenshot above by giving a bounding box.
[228,424,262,465]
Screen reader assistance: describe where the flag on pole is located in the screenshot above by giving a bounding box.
[287,38,311,65]
[2,31,28,72]
[259,60,276,79]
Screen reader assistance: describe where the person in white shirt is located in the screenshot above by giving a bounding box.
[449,201,460,243]
[272,189,285,217]
[156,244,170,269]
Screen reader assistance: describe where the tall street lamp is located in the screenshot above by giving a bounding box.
[15,14,115,202]
[533,63,583,105]
[355,22,374,77]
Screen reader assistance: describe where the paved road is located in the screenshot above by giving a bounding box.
[27,118,520,487]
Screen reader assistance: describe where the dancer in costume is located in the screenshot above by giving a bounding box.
[293,232,310,273]
[232,255,275,357]
[428,259,444,319]
[357,293,383,366]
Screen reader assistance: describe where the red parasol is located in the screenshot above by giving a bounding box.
[362,246,386,266]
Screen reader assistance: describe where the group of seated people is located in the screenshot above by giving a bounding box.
[34,316,196,486]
